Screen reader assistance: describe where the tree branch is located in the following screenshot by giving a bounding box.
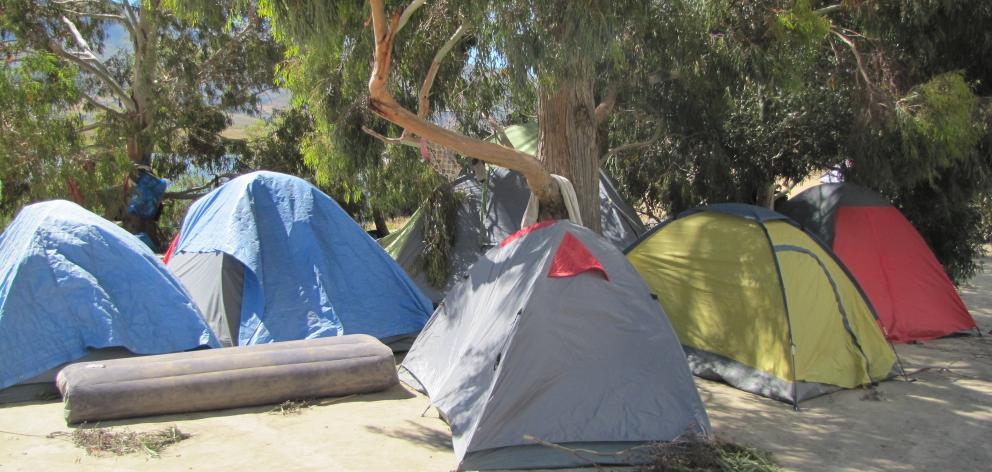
[361,125,419,147]
[367,0,557,203]
[163,173,236,200]
[395,0,426,34]
[418,24,469,119]
[832,31,872,89]
[63,10,126,23]
[594,83,618,124]
[814,4,844,15]
[162,192,207,200]
[485,114,513,147]
[80,91,127,116]
[603,126,662,162]
[116,1,140,46]
[57,16,135,110]
[195,19,256,82]
[394,22,467,143]
[77,120,108,133]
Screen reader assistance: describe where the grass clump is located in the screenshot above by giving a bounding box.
[64,425,190,457]
[641,438,780,472]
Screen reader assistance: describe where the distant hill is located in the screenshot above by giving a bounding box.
[101,23,291,141]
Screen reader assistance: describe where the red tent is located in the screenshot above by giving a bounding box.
[779,183,977,343]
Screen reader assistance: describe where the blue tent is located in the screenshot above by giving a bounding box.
[167,171,432,346]
[0,200,218,390]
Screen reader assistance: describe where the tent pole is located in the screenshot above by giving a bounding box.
[756,218,801,412]
[479,164,490,247]
[889,341,911,382]
[791,344,800,411]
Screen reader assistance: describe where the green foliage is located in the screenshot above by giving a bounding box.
[0,50,130,224]
[174,0,991,282]
[602,1,991,282]
[157,172,211,241]
[773,0,831,43]
[979,193,992,243]
[849,72,983,187]
[841,2,992,282]
[604,1,854,218]
[2,0,281,238]
[421,185,460,288]
[236,107,314,176]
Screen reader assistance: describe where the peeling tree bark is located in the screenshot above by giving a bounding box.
[366,0,564,220]
[538,81,603,233]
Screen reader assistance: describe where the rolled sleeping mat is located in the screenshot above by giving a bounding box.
[57,334,398,424]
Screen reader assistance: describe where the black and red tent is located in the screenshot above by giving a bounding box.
[779,183,977,343]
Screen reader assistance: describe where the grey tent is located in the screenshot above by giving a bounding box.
[381,165,645,303]
[400,220,710,470]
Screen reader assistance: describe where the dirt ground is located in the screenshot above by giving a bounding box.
[1,260,990,471]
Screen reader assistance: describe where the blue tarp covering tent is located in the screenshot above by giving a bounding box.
[0,200,218,390]
[167,171,432,347]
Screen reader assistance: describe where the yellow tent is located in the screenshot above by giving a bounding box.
[626,204,896,407]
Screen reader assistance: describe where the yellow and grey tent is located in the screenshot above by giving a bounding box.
[626,204,896,407]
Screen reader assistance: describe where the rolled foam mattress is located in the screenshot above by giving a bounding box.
[57,334,398,424]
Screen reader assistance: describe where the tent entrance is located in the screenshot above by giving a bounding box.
[774,246,876,387]
[169,252,245,347]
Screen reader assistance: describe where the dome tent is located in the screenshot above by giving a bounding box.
[0,200,217,398]
[381,123,645,304]
[779,183,977,342]
[626,204,897,407]
[401,220,709,470]
[166,171,432,347]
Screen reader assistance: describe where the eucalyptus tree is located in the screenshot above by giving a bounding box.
[0,50,85,224]
[245,1,857,230]
[211,0,686,233]
[831,1,992,282]
[608,0,992,281]
[173,0,990,281]
[1,0,281,242]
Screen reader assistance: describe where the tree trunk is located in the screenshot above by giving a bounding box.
[372,208,390,238]
[757,182,777,209]
[538,80,602,233]
[122,2,160,248]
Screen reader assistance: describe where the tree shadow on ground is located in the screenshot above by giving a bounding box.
[364,419,451,452]
[701,269,992,472]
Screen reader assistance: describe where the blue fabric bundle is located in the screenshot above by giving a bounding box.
[174,171,432,345]
[0,200,217,389]
[127,172,168,218]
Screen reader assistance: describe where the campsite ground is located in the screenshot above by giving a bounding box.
[1,261,990,471]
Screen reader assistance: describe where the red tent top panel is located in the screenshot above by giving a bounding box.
[500,220,558,248]
[548,232,609,281]
[833,206,975,342]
